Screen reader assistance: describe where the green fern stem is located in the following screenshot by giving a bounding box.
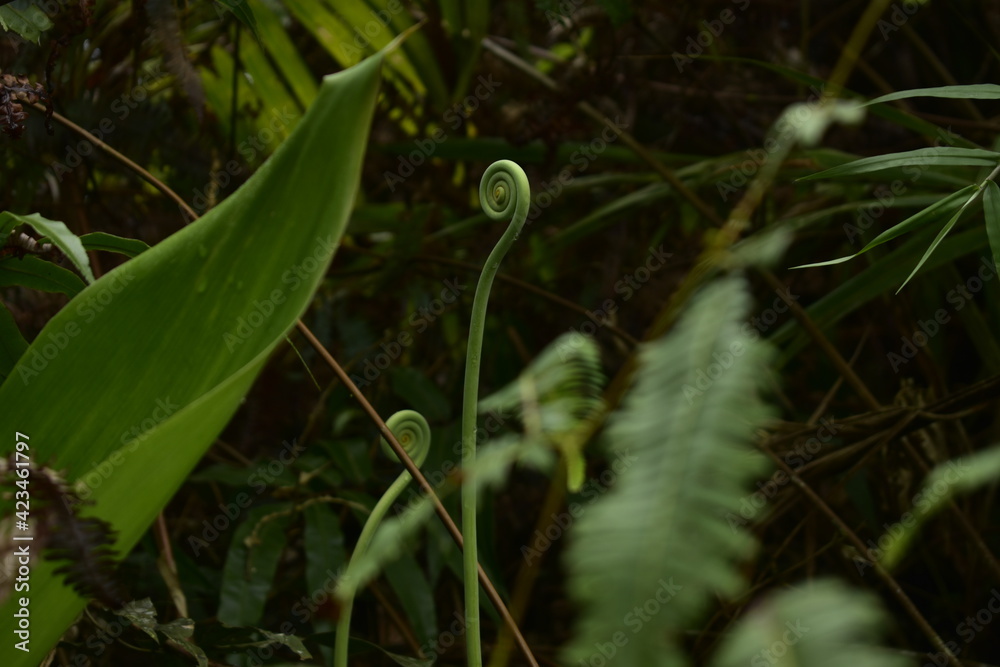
[463,160,531,667]
[335,410,431,667]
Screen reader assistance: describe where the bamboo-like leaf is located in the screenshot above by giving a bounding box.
[793,185,975,269]
[798,148,1000,181]
[897,186,981,292]
[564,277,775,667]
[865,84,1000,106]
[771,225,988,363]
[0,52,384,663]
[984,181,1000,271]
[710,580,911,667]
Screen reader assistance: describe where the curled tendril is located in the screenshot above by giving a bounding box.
[458,160,532,666]
[379,409,431,467]
[479,159,531,227]
[335,410,431,667]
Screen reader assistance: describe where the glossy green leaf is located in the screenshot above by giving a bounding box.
[984,181,1000,271]
[0,255,86,296]
[865,84,1000,106]
[218,504,295,627]
[0,211,94,283]
[0,51,384,663]
[798,148,1000,181]
[79,232,151,259]
[303,502,347,598]
[793,185,975,269]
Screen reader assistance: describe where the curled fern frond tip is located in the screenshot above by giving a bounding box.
[381,409,431,468]
[479,159,531,227]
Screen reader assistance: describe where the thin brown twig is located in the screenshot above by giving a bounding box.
[757,442,962,667]
[31,102,541,667]
[295,322,540,667]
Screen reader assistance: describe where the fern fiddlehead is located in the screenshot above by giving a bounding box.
[463,160,531,666]
[335,410,431,667]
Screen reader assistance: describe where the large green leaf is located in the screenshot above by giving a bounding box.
[0,52,384,663]
[0,303,27,382]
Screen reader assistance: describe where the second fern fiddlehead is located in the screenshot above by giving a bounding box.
[335,409,431,667]
[463,160,531,667]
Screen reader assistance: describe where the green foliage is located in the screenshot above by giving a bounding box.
[564,276,775,667]
[0,53,383,661]
[710,580,911,667]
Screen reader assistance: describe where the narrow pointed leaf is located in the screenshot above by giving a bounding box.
[865,84,1000,106]
[897,187,981,292]
[0,52,384,663]
[984,181,1000,271]
[792,185,975,269]
[79,232,151,259]
[798,148,1000,181]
